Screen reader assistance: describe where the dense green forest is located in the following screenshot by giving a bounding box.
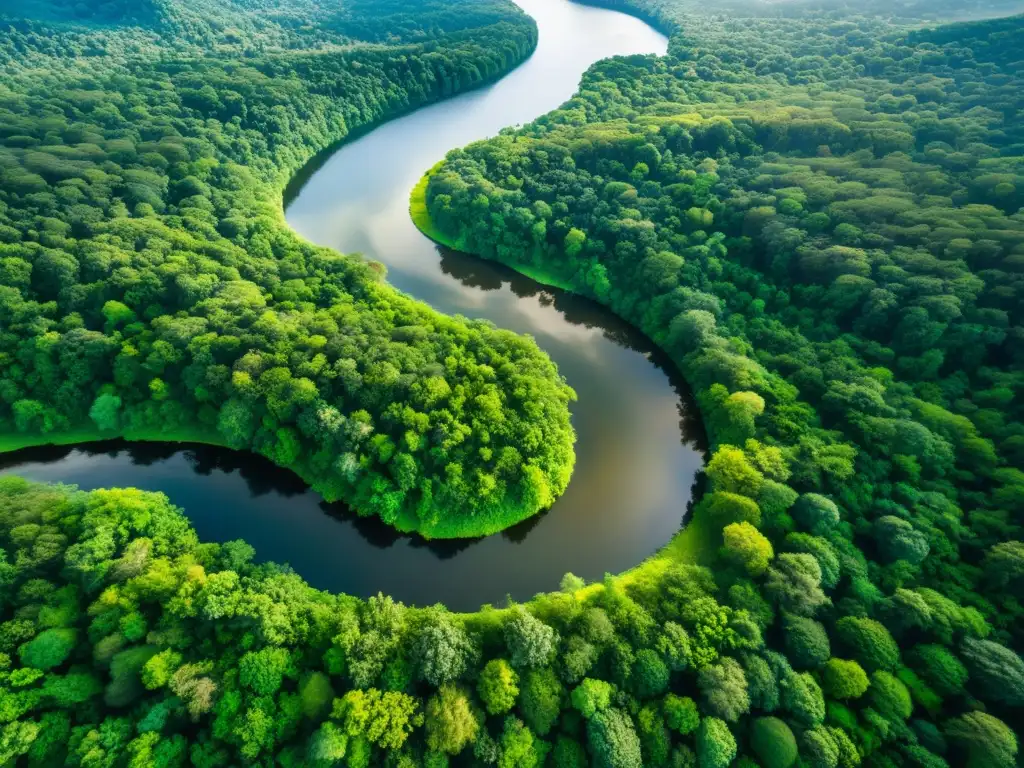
[0,0,577,538]
[1,0,1024,765]
[416,0,1024,765]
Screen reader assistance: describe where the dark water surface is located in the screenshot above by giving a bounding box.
[2,0,705,610]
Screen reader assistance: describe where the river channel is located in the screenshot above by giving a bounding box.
[1,0,705,610]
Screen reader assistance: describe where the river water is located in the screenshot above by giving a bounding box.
[1,0,705,610]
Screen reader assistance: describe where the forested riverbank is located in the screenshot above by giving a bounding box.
[417,0,1024,764]
[0,0,579,539]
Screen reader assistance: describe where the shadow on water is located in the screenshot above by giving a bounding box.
[437,244,707,454]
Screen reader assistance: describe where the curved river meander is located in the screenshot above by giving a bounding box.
[0,0,705,611]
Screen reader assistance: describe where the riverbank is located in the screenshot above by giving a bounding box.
[410,167,575,292]
[411,172,719,616]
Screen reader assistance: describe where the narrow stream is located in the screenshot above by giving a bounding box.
[1,0,705,610]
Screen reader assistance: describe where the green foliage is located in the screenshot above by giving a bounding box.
[498,716,546,768]
[696,717,736,768]
[835,617,900,672]
[869,670,913,722]
[749,717,797,768]
[415,614,477,687]
[424,684,478,755]
[298,672,335,720]
[822,659,870,700]
[764,554,829,617]
[239,647,290,696]
[4,0,1024,762]
[587,708,643,768]
[18,629,76,671]
[782,614,830,670]
[697,656,749,722]
[571,678,614,719]
[792,494,841,536]
[781,671,826,727]
[333,688,421,750]
[477,659,519,716]
[907,645,968,698]
[959,638,1024,706]
[633,648,671,698]
[722,522,774,576]
[504,607,558,669]
[519,667,563,736]
[944,711,1018,768]
[663,694,699,735]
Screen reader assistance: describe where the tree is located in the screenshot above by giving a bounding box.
[637,702,671,767]
[694,492,762,527]
[765,554,829,617]
[504,607,557,669]
[791,494,841,534]
[655,622,692,672]
[299,672,335,720]
[239,647,290,695]
[89,393,122,432]
[519,667,563,736]
[873,516,930,565]
[705,446,764,496]
[41,672,102,706]
[415,614,477,687]
[799,727,840,768]
[334,688,422,750]
[564,228,587,258]
[663,694,699,735]
[478,659,519,715]
[424,684,478,755]
[587,708,642,768]
[552,736,587,768]
[869,671,912,722]
[822,659,869,700]
[781,671,825,727]
[498,717,545,768]
[944,711,1018,768]
[785,533,840,589]
[750,717,797,768]
[834,616,900,672]
[141,649,182,690]
[571,678,613,719]
[722,522,774,576]
[698,657,749,722]
[741,652,779,711]
[696,717,736,768]
[960,638,1024,706]
[19,629,77,670]
[307,722,348,765]
[562,635,598,683]
[907,644,968,697]
[982,541,1024,588]
[632,648,670,699]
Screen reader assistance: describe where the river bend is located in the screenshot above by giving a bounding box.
[1,0,704,610]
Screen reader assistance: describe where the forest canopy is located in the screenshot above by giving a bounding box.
[415,0,1024,764]
[0,0,1023,764]
[0,0,576,538]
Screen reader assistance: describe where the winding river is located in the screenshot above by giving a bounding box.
[0,0,705,611]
